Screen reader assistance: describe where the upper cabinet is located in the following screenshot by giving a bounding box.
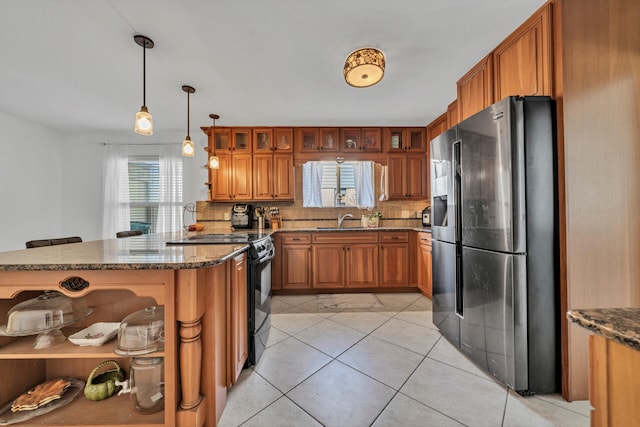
[297,127,339,152]
[385,128,426,152]
[457,54,494,122]
[447,100,459,127]
[426,113,448,144]
[253,128,293,153]
[492,4,553,100]
[341,127,382,152]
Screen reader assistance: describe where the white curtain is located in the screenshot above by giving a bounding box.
[156,145,183,234]
[102,144,130,239]
[353,161,375,208]
[303,161,324,207]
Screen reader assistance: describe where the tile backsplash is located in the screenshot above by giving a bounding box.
[196,165,428,231]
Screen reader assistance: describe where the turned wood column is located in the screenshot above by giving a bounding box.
[175,269,206,418]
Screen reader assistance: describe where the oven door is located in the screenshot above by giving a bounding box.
[252,251,273,332]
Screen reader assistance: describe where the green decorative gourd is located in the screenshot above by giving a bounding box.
[84,359,125,401]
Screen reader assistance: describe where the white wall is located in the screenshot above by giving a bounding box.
[0,112,209,252]
[0,112,63,251]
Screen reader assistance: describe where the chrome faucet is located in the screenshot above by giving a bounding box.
[337,213,353,228]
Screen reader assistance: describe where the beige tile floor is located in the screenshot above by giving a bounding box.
[218,293,591,427]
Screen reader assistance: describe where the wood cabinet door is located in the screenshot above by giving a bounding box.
[297,128,319,152]
[417,237,432,298]
[230,253,248,384]
[407,128,427,152]
[231,154,253,200]
[361,128,382,152]
[274,128,293,152]
[210,154,232,200]
[493,4,552,100]
[213,127,232,152]
[386,155,406,200]
[232,128,252,152]
[319,128,339,152]
[457,54,493,121]
[313,244,344,288]
[282,245,312,289]
[385,128,406,152]
[252,128,273,152]
[379,243,409,287]
[341,128,361,152]
[346,244,378,288]
[252,154,273,200]
[406,154,428,199]
[273,154,294,200]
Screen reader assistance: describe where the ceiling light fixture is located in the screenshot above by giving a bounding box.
[181,85,196,157]
[134,35,154,135]
[343,47,385,88]
[208,114,220,169]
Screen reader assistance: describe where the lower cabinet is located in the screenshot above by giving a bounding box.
[589,335,640,426]
[273,231,420,293]
[417,232,432,298]
[280,233,312,289]
[311,233,379,289]
[0,270,177,427]
[379,232,409,287]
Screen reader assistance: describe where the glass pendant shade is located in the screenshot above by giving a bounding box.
[182,137,195,157]
[209,155,220,169]
[135,106,153,135]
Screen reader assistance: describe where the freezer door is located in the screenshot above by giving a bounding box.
[458,97,526,253]
[459,246,528,391]
[431,239,460,347]
[430,127,458,244]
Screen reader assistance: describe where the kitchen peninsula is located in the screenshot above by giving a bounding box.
[0,233,247,427]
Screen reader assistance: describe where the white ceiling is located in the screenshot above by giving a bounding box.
[0,0,545,134]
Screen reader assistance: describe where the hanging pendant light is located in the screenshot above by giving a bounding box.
[134,35,154,135]
[181,85,196,157]
[208,114,220,169]
[344,47,385,88]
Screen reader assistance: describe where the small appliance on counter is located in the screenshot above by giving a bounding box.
[231,203,253,229]
[422,207,431,226]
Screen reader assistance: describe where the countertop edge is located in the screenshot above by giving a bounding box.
[567,308,640,351]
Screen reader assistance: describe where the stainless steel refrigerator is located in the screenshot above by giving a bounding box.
[430,96,559,394]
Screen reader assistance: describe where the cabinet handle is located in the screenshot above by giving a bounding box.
[292,238,300,241]
[391,236,400,240]
[59,276,90,292]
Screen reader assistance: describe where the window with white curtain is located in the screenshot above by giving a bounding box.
[103,144,183,238]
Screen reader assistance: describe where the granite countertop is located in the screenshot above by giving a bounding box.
[0,232,248,271]
[567,308,640,351]
[274,227,432,233]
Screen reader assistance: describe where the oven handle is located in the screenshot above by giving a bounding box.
[251,246,275,264]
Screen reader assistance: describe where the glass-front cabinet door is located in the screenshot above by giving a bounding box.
[407,128,427,152]
[213,128,232,152]
[232,128,252,152]
[362,128,382,152]
[253,128,273,152]
[297,128,319,152]
[341,128,361,152]
[274,128,293,152]
[319,128,339,152]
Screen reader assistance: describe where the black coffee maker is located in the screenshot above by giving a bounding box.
[421,207,431,226]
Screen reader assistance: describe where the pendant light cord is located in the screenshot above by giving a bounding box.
[142,42,146,106]
[187,91,190,137]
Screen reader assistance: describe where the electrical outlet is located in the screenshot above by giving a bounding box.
[224,212,231,220]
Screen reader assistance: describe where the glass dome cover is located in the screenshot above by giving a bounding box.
[114,306,164,356]
[1,291,93,336]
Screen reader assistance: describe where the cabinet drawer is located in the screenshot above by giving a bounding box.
[379,232,409,243]
[280,233,311,244]
[312,232,378,244]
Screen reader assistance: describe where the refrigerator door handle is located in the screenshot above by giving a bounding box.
[452,140,463,318]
